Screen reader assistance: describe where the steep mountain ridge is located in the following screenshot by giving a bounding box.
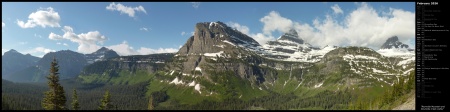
[6,50,87,82]
[260,29,337,62]
[2,49,40,79]
[85,47,120,64]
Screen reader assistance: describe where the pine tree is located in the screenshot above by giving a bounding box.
[42,58,67,110]
[99,90,112,110]
[72,89,80,110]
[148,96,154,110]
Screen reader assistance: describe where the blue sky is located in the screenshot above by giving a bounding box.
[2,2,415,57]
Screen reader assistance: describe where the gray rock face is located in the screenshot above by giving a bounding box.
[82,53,174,76]
[277,29,304,44]
[175,21,259,72]
[178,21,259,55]
[380,36,409,49]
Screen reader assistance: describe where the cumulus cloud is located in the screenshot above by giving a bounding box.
[227,22,250,35]
[191,2,201,9]
[17,7,61,28]
[22,47,56,57]
[2,21,4,27]
[106,41,178,56]
[249,2,414,50]
[35,47,56,54]
[331,4,344,14]
[181,31,186,36]
[227,22,275,45]
[106,2,147,17]
[260,11,293,35]
[48,26,107,54]
[140,27,149,31]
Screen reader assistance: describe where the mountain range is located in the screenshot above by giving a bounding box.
[2,47,120,82]
[2,21,415,110]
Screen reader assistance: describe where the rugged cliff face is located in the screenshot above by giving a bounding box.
[169,21,270,84]
[81,53,174,76]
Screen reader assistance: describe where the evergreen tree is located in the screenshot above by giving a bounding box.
[98,90,113,110]
[72,89,80,110]
[42,58,67,110]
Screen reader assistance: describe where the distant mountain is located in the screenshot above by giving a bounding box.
[85,47,120,64]
[2,49,40,79]
[377,36,415,59]
[79,53,174,84]
[260,28,336,62]
[380,36,409,49]
[7,50,88,82]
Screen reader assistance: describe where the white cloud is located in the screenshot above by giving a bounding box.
[254,2,414,50]
[181,31,186,36]
[2,49,6,55]
[17,7,61,28]
[191,2,201,9]
[35,47,55,54]
[227,22,250,35]
[23,47,56,57]
[249,33,275,45]
[137,47,178,55]
[106,41,178,56]
[106,41,138,56]
[106,2,147,18]
[227,22,275,45]
[260,11,294,36]
[191,31,195,36]
[140,27,149,31]
[331,4,344,14]
[2,21,4,27]
[48,26,107,54]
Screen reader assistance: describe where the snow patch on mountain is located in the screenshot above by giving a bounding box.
[188,81,196,86]
[314,82,323,88]
[195,83,201,94]
[195,67,202,72]
[204,51,224,57]
[170,77,184,85]
[222,40,237,47]
[397,57,415,66]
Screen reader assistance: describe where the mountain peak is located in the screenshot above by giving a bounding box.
[276,28,304,44]
[85,47,119,64]
[4,49,22,56]
[178,21,259,55]
[380,36,409,49]
[7,49,19,53]
[97,47,110,52]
